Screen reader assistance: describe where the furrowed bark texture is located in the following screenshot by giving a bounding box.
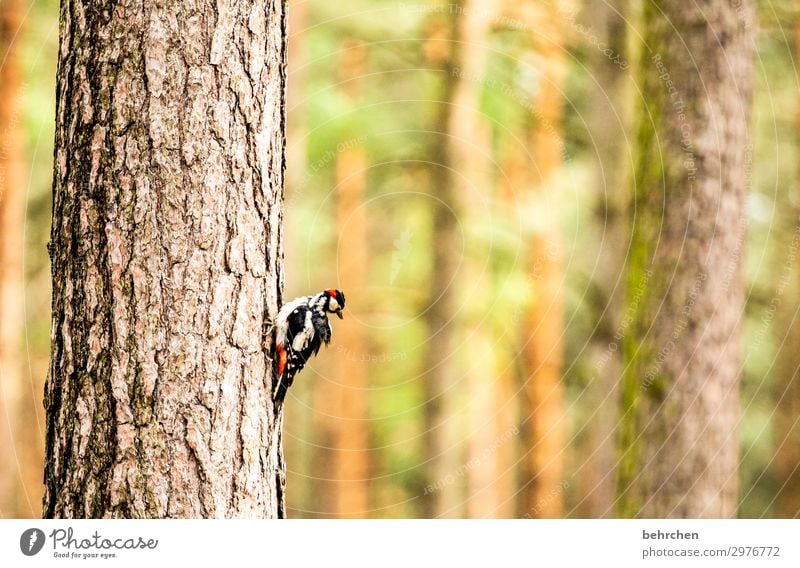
[44,0,287,518]
[617,0,753,517]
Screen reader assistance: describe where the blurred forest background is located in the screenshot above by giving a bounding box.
[2,0,800,518]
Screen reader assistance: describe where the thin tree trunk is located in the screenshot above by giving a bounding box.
[617,0,753,518]
[580,0,630,518]
[44,0,287,518]
[773,22,800,520]
[519,0,566,519]
[448,0,497,519]
[495,141,528,519]
[310,382,337,516]
[421,3,465,519]
[493,368,517,518]
[0,0,31,518]
[332,146,369,516]
[333,41,369,516]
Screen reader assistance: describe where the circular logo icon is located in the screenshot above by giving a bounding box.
[19,528,46,556]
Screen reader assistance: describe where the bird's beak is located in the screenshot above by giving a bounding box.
[336,311,344,319]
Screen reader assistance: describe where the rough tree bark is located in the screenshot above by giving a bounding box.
[617,0,753,517]
[44,0,287,518]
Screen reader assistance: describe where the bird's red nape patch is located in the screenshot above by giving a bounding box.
[325,288,337,298]
[276,344,287,375]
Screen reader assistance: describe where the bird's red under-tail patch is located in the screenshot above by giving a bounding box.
[277,343,288,376]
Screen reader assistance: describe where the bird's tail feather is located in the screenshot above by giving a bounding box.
[273,371,295,405]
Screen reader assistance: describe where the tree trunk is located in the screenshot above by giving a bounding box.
[0,0,33,518]
[44,0,287,518]
[580,0,630,518]
[496,141,528,519]
[420,3,466,519]
[773,22,800,520]
[331,144,369,516]
[617,0,753,518]
[518,0,567,519]
[332,41,369,517]
[448,0,497,519]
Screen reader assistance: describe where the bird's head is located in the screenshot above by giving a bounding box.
[324,289,346,319]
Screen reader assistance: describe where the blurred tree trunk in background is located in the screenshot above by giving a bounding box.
[580,0,630,518]
[494,139,522,519]
[773,22,800,520]
[447,0,499,519]
[44,0,287,518]
[518,0,567,519]
[332,40,369,517]
[496,142,527,519]
[420,3,466,519]
[0,0,38,518]
[617,0,753,518]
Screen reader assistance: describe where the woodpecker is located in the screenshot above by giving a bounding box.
[273,289,346,403]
